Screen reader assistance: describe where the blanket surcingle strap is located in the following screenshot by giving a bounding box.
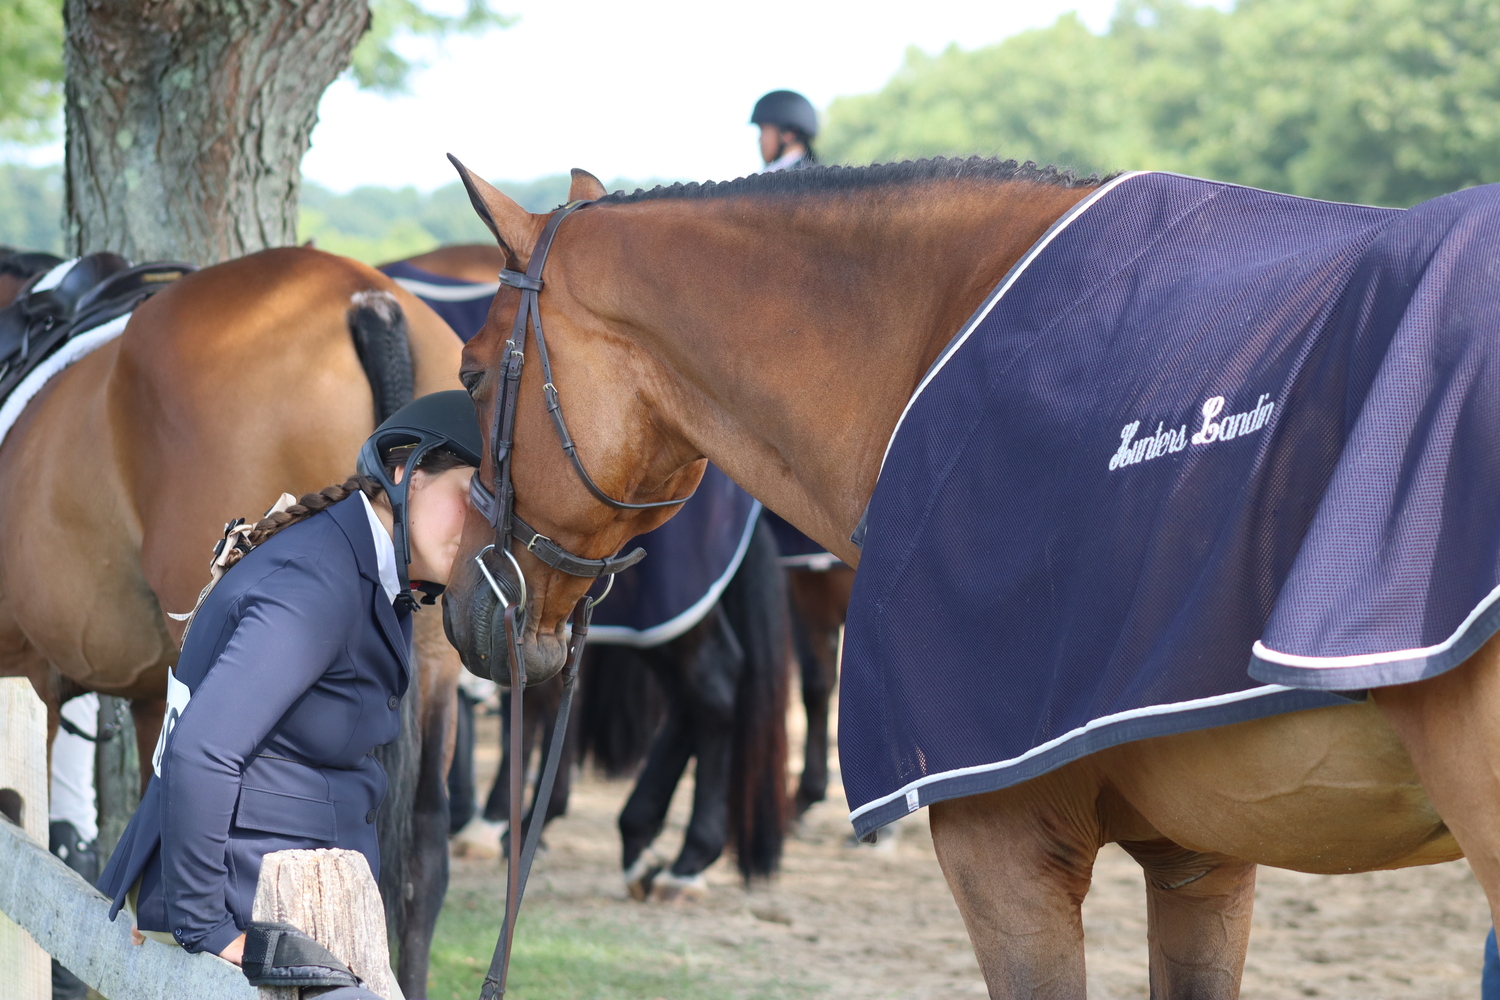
[840,171,1500,838]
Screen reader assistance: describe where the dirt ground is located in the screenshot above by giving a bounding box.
[459,698,1490,1000]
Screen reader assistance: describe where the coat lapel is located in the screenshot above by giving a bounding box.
[328,496,412,679]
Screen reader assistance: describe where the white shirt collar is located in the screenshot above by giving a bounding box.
[359,491,402,603]
[763,150,807,173]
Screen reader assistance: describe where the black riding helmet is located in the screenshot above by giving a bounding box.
[356,390,482,601]
[749,90,819,138]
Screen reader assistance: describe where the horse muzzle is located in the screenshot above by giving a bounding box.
[443,547,569,688]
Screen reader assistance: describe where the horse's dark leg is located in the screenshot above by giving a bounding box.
[1118,838,1255,999]
[618,695,693,900]
[788,588,832,817]
[786,567,852,819]
[447,687,477,836]
[483,691,511,823]
[514,676,564,847]
[650,607,742,899]
[395,673,457,998]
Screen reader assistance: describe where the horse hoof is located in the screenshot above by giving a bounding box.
[623,850,665,901]
[450,818,506,860]
[649,871,708,903]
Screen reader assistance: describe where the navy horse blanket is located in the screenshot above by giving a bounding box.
[842,171,1500,837]
[387,258,763,644]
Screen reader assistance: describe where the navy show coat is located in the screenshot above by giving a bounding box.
[98,493,411,956]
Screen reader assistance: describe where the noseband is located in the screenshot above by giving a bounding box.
[472,199,693,1000]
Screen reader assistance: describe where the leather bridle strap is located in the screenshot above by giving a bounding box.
[471,198,695,580]
[479,599,590,1000]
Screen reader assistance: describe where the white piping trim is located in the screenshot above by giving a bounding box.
[877,171,1147,477]
[848,681,1293,822]
[31,258,80,292]
[0,312,131,453]
[588,502,763,648]
[1252,580,1500,669]
[391,276,499,302]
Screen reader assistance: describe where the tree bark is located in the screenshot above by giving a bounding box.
[63,0,369,264]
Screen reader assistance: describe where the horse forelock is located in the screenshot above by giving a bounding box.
[598,156,1111,206]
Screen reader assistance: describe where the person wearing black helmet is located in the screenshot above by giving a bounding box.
[97,391,481,966]
[751,89,819,172]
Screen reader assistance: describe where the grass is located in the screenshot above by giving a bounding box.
[426,885,717,1000]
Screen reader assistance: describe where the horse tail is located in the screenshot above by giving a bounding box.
[347,289,414,422]
[576,644,666,777]
[350,285,420,954]
[722,516,790,881]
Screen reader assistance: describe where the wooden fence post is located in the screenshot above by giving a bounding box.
[251,848,404,1000]
[0,677,50,1000]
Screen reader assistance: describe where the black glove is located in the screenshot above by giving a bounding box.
[240,922,363,989]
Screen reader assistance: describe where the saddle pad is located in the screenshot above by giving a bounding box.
[841,171,1500,837]
[0,310,130,453]
[586,463,761,646]
[379,261,496,343]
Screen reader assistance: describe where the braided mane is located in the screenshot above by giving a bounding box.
[599,156,1109,206]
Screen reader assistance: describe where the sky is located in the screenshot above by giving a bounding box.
[4,0,1136,190]
[300,0,1124,191]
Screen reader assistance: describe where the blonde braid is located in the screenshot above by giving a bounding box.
[169,475,386,634]
[223,475,384,570]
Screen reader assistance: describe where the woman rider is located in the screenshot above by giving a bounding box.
[98,390,481,966]
[750,89,819,172]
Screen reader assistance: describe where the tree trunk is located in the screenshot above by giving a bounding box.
[63,0,369,264]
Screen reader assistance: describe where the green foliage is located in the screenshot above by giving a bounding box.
[0,0,64,143]
[298,174,676,264]
[351,0,512,94]
[0,163,63,253]
[821,0,1500,207]
[0,166,675,263]
[0,0,510,145]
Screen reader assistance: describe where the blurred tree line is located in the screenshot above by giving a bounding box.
[0,166,670,263]
[821,0,1500,207]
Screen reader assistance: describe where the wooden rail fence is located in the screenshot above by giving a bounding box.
[0,678,400,1000]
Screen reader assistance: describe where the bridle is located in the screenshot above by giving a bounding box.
[471,199,694,1000]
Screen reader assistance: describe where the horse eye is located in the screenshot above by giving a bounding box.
[459,370,483,395]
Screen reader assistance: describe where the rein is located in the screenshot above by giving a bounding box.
[472,200,694,1000]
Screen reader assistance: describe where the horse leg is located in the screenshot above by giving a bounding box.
[392,612,461,997]
[786,567,851,818]
[927,768,1101,1000]
[787,586,829,817]
[618,702,692,900]
[1372,632,1500,917]
[1117,838,1256,999]
[447,688,477,836]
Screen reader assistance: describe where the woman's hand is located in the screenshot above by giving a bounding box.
[219,932,247,966]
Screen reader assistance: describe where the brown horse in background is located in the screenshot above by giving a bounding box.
[0,247,463,995]
[437,159,1500,998]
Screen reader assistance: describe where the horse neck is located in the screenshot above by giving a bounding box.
[563,180,1095,564]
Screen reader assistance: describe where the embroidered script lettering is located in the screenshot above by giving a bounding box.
[1109,393,1275,471]
[1191,394,1274,445]
[1108,420,1189,470]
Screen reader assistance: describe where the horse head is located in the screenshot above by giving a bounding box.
[442,158,704,687]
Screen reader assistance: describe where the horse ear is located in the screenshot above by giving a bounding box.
[569,168,607,201]
[447,154,533,261]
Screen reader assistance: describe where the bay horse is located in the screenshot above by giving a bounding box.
[439,158,1500,998]
[0,247,463,996]
[382,245,790,897]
